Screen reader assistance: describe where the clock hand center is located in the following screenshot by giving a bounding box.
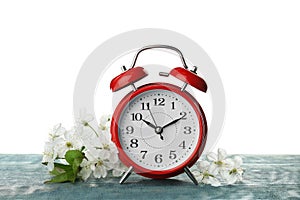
[155,126,163,134]
[155,126,164,140]
[142,119,164,140]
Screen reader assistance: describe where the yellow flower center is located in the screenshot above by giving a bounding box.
[66,142,73,148]
[82,121,88,126]
[214,161,223,166]
[44,152,53,157]
[203,171,210,177]
[229,168,237,175]
[100,125,106,130]
[103,144,110,150]
[97,160,104,166]
[202,171,215,180]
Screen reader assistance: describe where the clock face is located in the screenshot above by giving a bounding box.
[114,84,205,174]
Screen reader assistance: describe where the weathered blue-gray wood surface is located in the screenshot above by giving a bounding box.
[0,155,299,199]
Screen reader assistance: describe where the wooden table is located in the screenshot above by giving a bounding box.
[0,155,299,199]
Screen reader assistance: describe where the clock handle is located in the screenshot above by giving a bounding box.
[128,44,207,93]
[129,45,189,70]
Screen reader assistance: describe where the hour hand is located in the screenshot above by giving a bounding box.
[142,119,156,129]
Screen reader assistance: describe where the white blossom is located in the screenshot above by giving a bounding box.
[76,109,94,126]
[112,161,127,177]
[48,124,66,141]
[55,128,83,158]
[99,114,111,131]
[75,109,100,138]
[77,130,121,180]
[193,160,221,187]
[206,148,232,174]
[42,142,57,171]
[42,124,66,170]
[91,133,118,162]
[78,159,93,181]
[192,148,244,186]
[85,150,115,179]
[221,156,244,184]
[92,159,112,178]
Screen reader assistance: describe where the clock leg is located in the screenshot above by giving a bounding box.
[119,166,133,184]
[184,166,198,185]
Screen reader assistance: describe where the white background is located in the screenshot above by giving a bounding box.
[0,1,299,154]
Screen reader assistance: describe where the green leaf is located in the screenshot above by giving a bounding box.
[72,158,82,175]
[45,170,76,183]
[65,150,85,165]
[45,150,85,184]
[65,150,85,176]
[53,163,72,171]
[50,167,64,176]
[50,163,72,176]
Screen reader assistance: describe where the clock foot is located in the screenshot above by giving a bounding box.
[184,166,198,185]
[119,166,133,184]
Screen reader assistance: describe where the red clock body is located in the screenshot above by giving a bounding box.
[111,83,207,179]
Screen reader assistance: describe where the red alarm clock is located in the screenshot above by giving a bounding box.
[110,45,207,184]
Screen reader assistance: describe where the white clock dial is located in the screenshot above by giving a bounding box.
[118,89,201,171]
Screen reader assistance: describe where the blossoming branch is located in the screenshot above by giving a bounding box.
[42,112,244,186]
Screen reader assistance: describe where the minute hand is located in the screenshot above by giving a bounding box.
[162,117,184,129]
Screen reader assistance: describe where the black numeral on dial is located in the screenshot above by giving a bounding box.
[169,150,177,159]
[140,150,147,159]
[131,113,142,121]
[179,141,186,149]
[171,102,175,110]
[130,139,138,148]
[153,98,165,106]
[141,102,150,110]
[180,111,187,119]
[183,126,192,134]
[154,154,163,163]
[125,126,134,134]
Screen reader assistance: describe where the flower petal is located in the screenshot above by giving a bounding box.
[208,177,221,187]
[197,160,210,171]
[206,152,217,162]
[218,148,227,161]
[224,158,234,168]
[47,161,54,171]
[226,174,238,185]
[84,114,94,123]
[233,156,243,167]
[93,166,103,178]
[79,167,92,181]
[208,162,219,175]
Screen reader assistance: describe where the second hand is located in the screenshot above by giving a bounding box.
[148,108,158,127]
